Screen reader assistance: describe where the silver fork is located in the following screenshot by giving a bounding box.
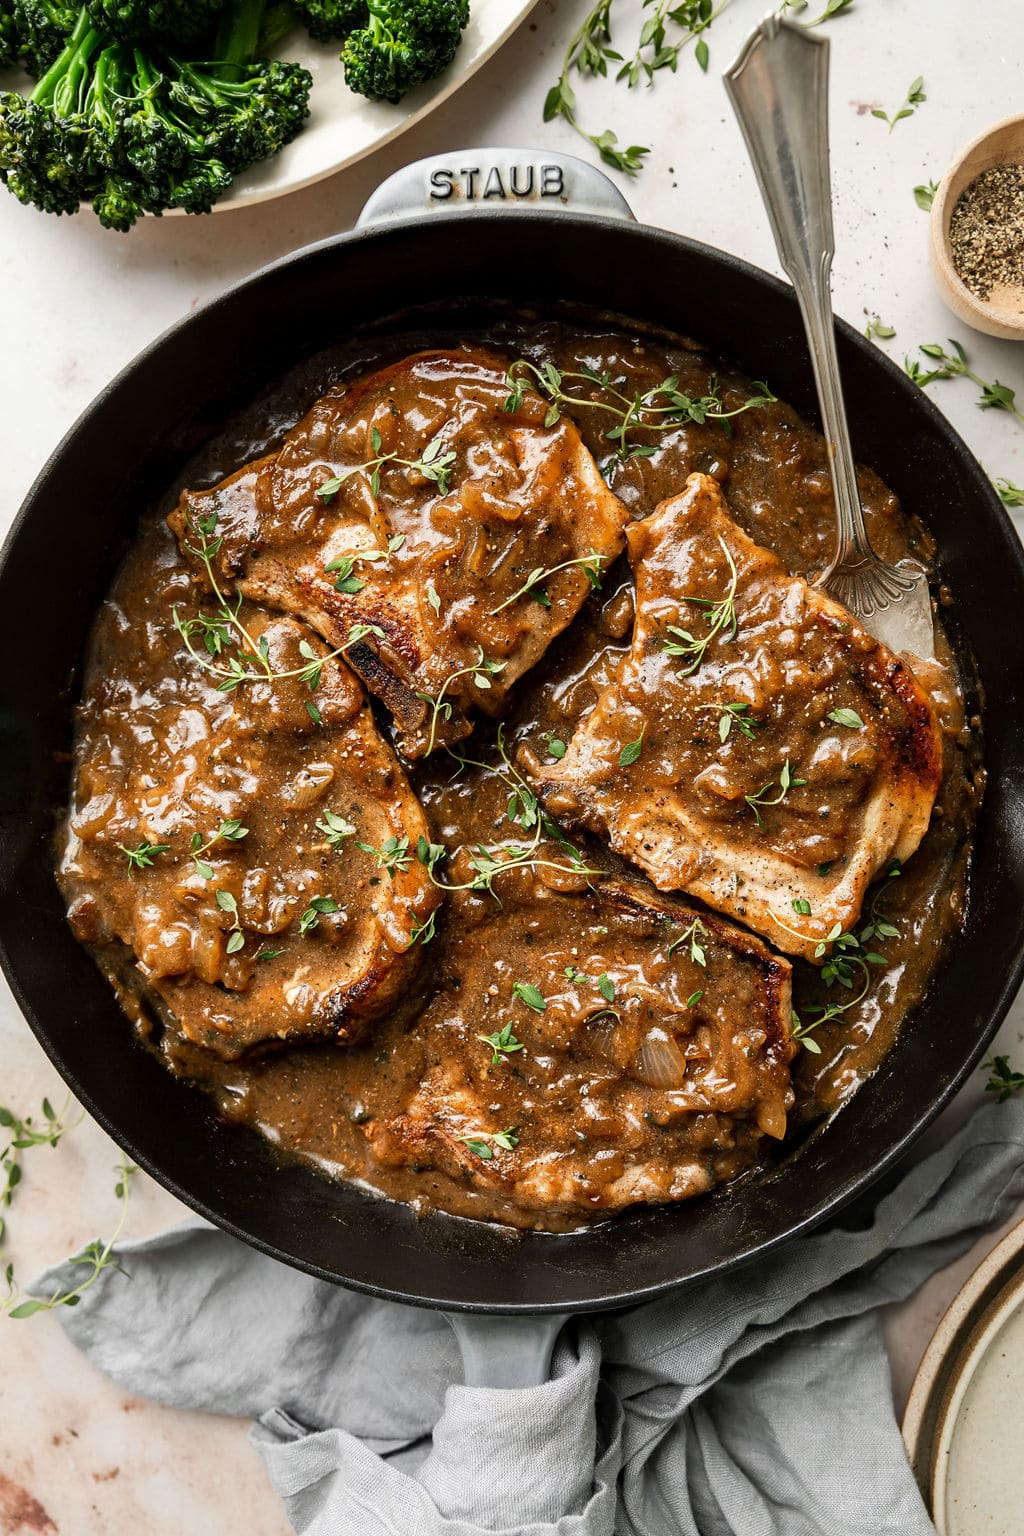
[724,15,935,661]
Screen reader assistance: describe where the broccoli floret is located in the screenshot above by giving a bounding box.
[84,0,221,49]
[342,0,468,104]
[0,0,311,228]
[2,0,79,77]
[1,0,19,68]
[289,0,360,44]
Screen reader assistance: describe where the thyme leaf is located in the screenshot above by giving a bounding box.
[512,981,547,1013]
[477,1023,526,1065]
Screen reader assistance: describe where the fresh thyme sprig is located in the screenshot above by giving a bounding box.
[418,728,599,903]
[0,1097,82,1251]
[710,700,759,742]
[543,0,734,174]
[872,76,926,132]
[983,1055,1024,1102]
[477,1023,526,1065]
[780,0,855,21]
[459,1128,520,1160]
[355,834,412,879]
[660,536,740,674]
[905,339,1024,424]
[4,1158,136,1320]
[191,818,248,880]
[666,916,708,965]
[118,840,170,876]
[315,810,357,849]
[994,478,1024,507]
[174,511,384,710]
[744,759,806,827]
[785,863,901,1052]
[214,890,245,954]
[503,359,775,461]
[317,429,456,504]
[489,550,606,615]
[416,648,508,756]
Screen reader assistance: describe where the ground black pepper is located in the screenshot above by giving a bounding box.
[949,163,1024,301]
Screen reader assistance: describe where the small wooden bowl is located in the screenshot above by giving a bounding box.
[929,113,1024,340]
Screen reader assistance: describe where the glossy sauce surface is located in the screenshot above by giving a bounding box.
[57,317,981,1231]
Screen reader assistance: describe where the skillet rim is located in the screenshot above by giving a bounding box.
[3,209,1023,1314]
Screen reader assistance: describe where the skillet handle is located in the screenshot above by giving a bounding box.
[445,1310,571,1388]
[356,148,635,229]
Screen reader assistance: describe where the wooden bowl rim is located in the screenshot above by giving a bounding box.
[929,111,1024,338]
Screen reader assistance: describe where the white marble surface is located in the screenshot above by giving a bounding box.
[1,0,1024,1528]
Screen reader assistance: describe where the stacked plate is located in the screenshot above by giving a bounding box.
[903,1217,1024,1533]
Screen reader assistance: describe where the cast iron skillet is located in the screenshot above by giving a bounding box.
[2,150,1023,1318]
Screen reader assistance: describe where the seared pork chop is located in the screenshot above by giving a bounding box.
[61,595,439,1059]
[364,876,793,1222]
[539,474,942,961]
[169,346,629,758]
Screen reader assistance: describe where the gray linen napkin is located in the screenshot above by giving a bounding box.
[33,1098,1024,1536]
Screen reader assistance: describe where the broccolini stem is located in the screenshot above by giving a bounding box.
[214,0,267,71]
[31,7,94,105]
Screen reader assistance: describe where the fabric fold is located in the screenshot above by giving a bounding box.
[32,1098,1024,1536]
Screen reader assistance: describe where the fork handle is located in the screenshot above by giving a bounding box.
[724,16,873,573]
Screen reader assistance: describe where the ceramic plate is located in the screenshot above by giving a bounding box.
[902,1216,1024,1534]
[212,0,541,211]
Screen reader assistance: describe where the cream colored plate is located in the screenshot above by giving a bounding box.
[192,0,541,213]
[903,1216,1024,1534]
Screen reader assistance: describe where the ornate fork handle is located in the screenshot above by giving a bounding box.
[724,16,934,657]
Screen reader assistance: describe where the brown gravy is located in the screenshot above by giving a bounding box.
[57,316,981,1231]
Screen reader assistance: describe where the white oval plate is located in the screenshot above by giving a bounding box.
[207,0,541,212]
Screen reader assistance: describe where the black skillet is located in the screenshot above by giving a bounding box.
[1,148,1023,1378]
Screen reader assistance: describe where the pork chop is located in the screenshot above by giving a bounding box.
[364,876,793,1222]
[538,474,943,961]
[168,346,629,758]
[60,586,440,1059]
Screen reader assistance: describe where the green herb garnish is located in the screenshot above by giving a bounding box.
[983,1055,1024,1103]
[190,817,248,880]
[512,981,547,1013]
[744,759,806,826]
[619,726,646,767]
[317,429,455,504]
[459,1128,520,1160]
[298,895,341,935]
[905,339,1024,423]
[118,840,169,876]
[477,1023,526,1065]
[316,810,357,849]
[872,76,926,132]
[826,708,864,729]
[489,550,606,614]
[661,535,740,674]
[504,358,774,460]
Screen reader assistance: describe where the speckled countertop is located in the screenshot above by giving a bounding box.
[1,0,1023,1529]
